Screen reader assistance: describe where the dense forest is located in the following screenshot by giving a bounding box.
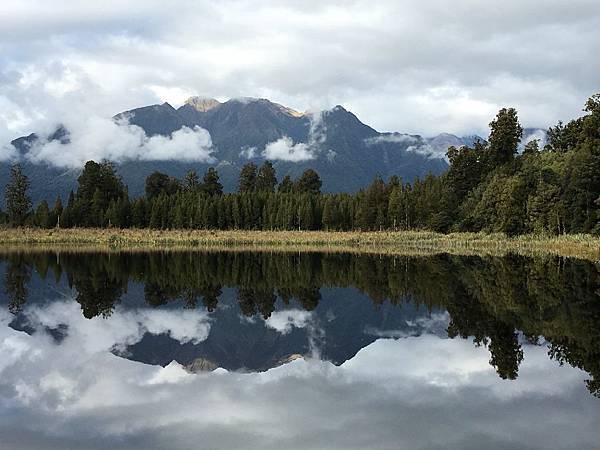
[2,94,599,235]
[2,250,598,394]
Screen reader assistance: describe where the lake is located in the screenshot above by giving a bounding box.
[0,250,599,449]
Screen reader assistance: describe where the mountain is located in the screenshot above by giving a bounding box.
[3,97,451,205]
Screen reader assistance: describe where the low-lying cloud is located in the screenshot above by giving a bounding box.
[365,133,421,146]
[261,111,328,162]
[262,136,314,162]
[19,117,214,168]
[365,132,441,158]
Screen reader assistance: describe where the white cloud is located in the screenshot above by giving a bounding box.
[522,128,548,149]
[261,110,329,162]
[23,118,214,168]
[262,136,314,162]
[365,133,421,145]
[2,0,596,147]
[365,132,441,158]
[0,0,600,147]
[239,146,257,159]
[0,143,18,162]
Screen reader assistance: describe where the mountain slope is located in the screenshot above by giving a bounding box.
[3,97,451,205]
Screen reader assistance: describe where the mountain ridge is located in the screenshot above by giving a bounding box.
[2,96,504,205]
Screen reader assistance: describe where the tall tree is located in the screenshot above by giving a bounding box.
[51,197,63,228]
[256,161,278,192]
[296,169,322,195]
[278,175,294,193]
[239,163,257,193]
[35,201,51,228]
[145,171,179,199]
[5,164,32,226]
[202,167,223,196]
[184,170,200,192]
[488,108,523,166]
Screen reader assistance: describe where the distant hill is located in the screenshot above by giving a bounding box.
[1,96,491,205]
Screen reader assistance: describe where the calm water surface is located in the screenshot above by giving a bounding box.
[0,250,599,449]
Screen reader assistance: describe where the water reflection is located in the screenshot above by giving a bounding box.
[0,250,599,448]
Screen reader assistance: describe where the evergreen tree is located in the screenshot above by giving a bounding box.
[278,175,294,193]
[51,197,63,228]
[146,171,179,199]
[256,161,277,192]
[296,169,322,195]
[239,163,257,192]
[5,164,31,226]
[35,200,50,228]
[202,167,223,196]
[488,108,523,166]
[184,170,200,192]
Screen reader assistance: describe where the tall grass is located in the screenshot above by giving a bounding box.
[0,228,598,260]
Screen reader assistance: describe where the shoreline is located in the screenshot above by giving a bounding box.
[0,228,598,260]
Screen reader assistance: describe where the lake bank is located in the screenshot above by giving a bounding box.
[0,228,598,260]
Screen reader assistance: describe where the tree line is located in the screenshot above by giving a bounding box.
[2,94,599,235]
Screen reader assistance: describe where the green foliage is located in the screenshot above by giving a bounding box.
[4,164,32,226]
[488,107,523,166]
[238,163,257,192]
[256,161,278,192]
[295,169,322,195]
[145,171,180,199]
[202,167,223,196]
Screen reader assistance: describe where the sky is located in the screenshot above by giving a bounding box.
[1,0,599,154]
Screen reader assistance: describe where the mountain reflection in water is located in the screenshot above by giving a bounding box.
[0,250,599,449]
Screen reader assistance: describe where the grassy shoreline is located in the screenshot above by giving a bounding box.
[0,228,598,260]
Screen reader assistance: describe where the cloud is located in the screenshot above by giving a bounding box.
[1,1,599,146]
[239,146,257,159]
[264,309,313,335]
[365,132,441,158]
[23,119,214,168]
[0,143,18,162]
[365,133,422,146]
[262,136,315,162]
[521,128,548,149]
[260,110,328,162]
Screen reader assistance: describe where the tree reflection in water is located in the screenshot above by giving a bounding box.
[1,250,598,396]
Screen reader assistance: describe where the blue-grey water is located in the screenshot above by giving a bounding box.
[0,250,598,449]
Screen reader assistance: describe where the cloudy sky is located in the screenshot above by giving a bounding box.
[1,0,599,149]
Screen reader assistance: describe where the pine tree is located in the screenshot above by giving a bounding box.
[296,169,322,195]
[35,201,50,228]
[5,164,32,226]
[322,196,338,230]
[184,170,200,192]
[51,197,63,228]
[239,163,257,192]
[256,161,277,192]
[278,175,294,193]
[203,167,223,196]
